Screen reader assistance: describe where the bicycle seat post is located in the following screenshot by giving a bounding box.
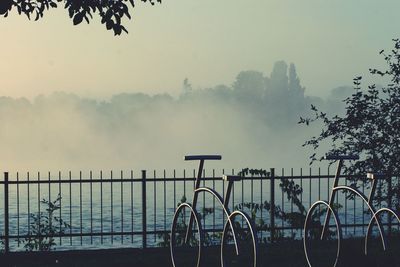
[222,175,242,210]
[321,155,359,239]
[367,173,386,206]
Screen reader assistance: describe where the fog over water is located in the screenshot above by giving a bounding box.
[0,61,353,173]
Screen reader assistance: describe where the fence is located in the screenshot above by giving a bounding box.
[0,167,396,253]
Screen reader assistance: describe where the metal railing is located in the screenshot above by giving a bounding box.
[0,168,396,252]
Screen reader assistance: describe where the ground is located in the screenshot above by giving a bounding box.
[1,239,400,267]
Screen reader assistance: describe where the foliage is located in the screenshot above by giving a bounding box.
[0,0,161,35]
[299,39,400,208]
[236,169,340,243]
[23,194,70,251]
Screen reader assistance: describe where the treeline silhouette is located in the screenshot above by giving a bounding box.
[0,61,353,170]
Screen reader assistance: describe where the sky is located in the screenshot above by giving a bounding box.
[1,0,400,100]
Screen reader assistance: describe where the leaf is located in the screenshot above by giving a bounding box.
[73,12,83,25]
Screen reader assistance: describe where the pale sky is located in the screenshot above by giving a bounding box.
[1,0,399,100]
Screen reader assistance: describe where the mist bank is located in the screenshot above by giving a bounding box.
[0,61,354,172]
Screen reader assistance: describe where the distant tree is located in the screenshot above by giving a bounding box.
[288,63,305,98]
[268,61,289,99]
[263,61,308,128]
[233,70,266,103]
[0,0,161,36]
[182,78,192,94]
[300,39,400,208]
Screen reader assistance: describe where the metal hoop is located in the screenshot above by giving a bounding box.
[304,200,342,267]
[365,208,399,254]
[333,186,386,255]
[221,210,258,267]
[170,203,203,267]
[194,187,240,254]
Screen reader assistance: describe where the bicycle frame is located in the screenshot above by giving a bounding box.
[184,155,222,243]
[184,155,244,255]
[320,156,385,252]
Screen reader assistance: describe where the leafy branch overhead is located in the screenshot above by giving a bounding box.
[0,0,161,35]
[299,38,400,208]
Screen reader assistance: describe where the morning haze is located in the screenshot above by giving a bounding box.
[0,0,399,172]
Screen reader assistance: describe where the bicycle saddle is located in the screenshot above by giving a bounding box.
[184,155,222,161]
[367,172,386,180]
[222,175,242,182]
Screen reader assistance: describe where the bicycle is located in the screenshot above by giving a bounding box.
[303,155,388,267]
[170,155,258,267]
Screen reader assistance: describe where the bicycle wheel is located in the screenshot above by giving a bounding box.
[304,200,342,267]
[170,203,203,267]
[221,210,257,267]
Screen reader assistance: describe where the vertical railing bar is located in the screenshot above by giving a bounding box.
[231,169,235,212]
[48,171,51,209]
[163,170,166,234]
[38,172,41,243]
[111,170,114,244]
[309,167,312,207]
[69,171,72,246]
[59,171,62,246]
[48,171,51,246]
[131,170,134,244]
[121,170,124,244]
[291,168,294,237]
[212,169,215,232]
[101,170,103,244]
[318,168,321,203]
[353,182,356,236]
[153,170,156,244]
[251,171,254,208]
[300,168,303,238]
[281,168,284,231]
[224,168,227,227]
[345,178,348,235]
[142,170,147,249]
[327,166,330,201]
[183,169,186,202]
[80,171,83,245]
[17,172,20,246]
[270,168,275,243]
[90,170,93,245]
[362,179,365,234]
[173,170,176,210]
[4,172,9,254]
[27,172,30,242]
[202,169,205,231]
[260,168,263,241]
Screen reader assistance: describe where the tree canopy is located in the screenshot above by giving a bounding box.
[0,0,161,35]
[300,39,400,207]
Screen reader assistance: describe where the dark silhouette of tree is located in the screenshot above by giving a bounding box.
[300,39,400,208]
[233,70,266,103]
[0,0,161,35]
[263,61,308,129]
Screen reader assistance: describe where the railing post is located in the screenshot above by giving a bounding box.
[142,170,147,249]
[270,168,275,243]
[4,172,9,254]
